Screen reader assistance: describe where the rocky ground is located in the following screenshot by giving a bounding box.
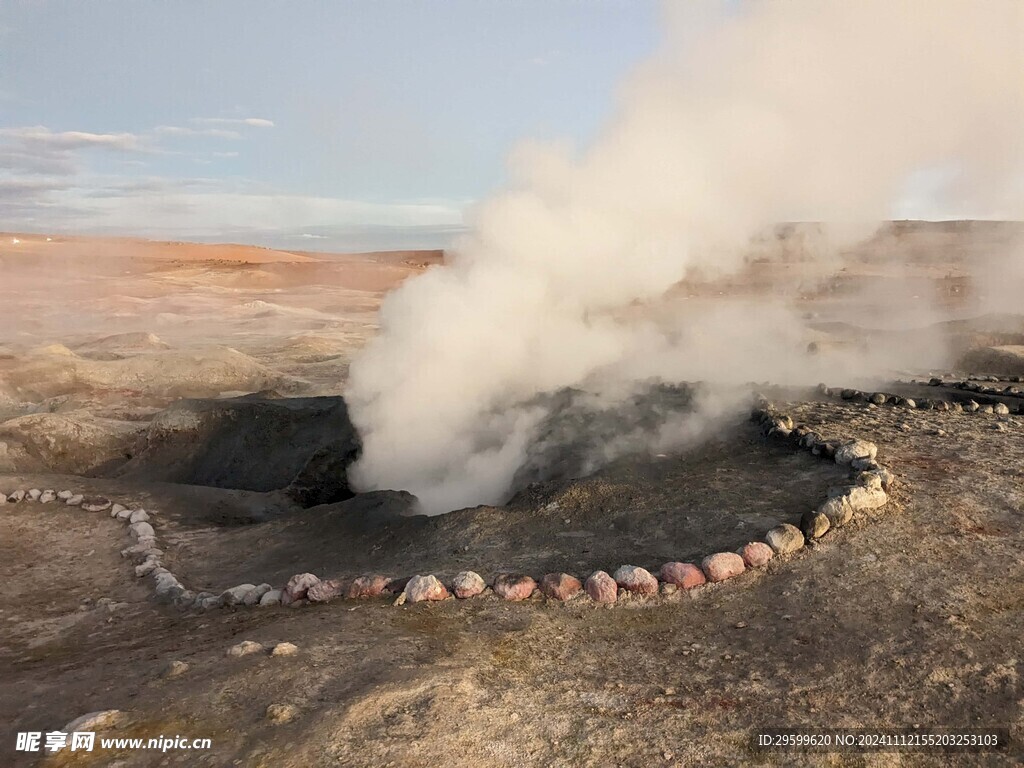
[1,228,1023,766]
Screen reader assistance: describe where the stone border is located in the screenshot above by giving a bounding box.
[1,398,897,611]
[816,383,1021,415]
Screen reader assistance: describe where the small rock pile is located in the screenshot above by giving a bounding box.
[816,383,1022,415]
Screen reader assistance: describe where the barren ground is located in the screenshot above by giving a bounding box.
[0,226,1022,766]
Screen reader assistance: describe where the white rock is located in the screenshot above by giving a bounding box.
[27,488,41,501]
[110,503,127,516]
[135,559,160,577]
[63,710,124,733]
[116,508,133,520]
[271,642,299,656]
[57,490,73,500]
[222,584,257,606]
[834,440,878,465]
[130,521,155,540]
[65,494,84,506]
[226,640,264,657]
[39,490,57,503]
[8,490,25,502]
[129,509,150,524]
[243,583,273,606]
[259,589,283,606]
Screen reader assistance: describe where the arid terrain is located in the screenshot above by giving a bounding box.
[1,224,1023,766]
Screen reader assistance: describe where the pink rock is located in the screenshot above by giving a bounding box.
[404,575,449,603]
[492,573,537,601]
[612,565,659,595]
[282,573,320,605]
[307,578,345,603]
[539,573,582,600]
[659,562,706,589]
[585,571,618,603]
[450,571,486,599]
[739,542,774,568]
[701,552,745,583]
[346,575,391,598]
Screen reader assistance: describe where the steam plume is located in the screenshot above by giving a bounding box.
[347,0,1024,514]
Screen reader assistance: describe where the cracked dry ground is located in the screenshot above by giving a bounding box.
[1,400,1022,767]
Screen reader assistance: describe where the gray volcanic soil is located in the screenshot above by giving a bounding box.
[1,398,1022,766]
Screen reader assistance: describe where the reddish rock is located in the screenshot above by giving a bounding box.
[585,571,618,603]
[346,575,391,598]
[539,573,583,600]
[282,573,320,604]
[659,562,706,589]
[612,565,659,595]
[451,571,486,599]
[701,552,745,583]
[404,575,449,603]
[739,542,774,568]
[492,573,537,601]
[307,579,345,603]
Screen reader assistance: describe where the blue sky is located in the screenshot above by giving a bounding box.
[0,0,660,251]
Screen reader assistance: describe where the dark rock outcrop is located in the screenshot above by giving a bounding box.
[115,395,360,506]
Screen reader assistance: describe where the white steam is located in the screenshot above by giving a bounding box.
[347,0,1024,514]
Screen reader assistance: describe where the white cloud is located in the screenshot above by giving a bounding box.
[190,117,275,128]
[153,125,242,140]
[0,126,142,151]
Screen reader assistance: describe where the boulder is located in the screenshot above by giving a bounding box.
[129,509,150,524]
[450,571,486,599]
[63,710,124,734]
[492,573,537,601]
[658,562,706,589]
[271,642,299,657]
[834,440,878,465]
[39,490,56,503]
[701,552,745,583]
[222,584,258,606]
[226,640,264,657]
[612,565,658,595]
[346,575,391,598]
[65,494,83,506]
[265,703,299,724]
[27,488,41,501]
[130,521,155,540]
[282,573,320,604]
[7,490,25,503]
[243,584,274,606]
[404,575,449,603]
[994,403,1010,415]
[738,542,774,568]
[306,579,345,603]
[259,589,283,606]
[765,524,805,554]
[800,510,831,539]
[539,573,582,600]
[585,571,618,603]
